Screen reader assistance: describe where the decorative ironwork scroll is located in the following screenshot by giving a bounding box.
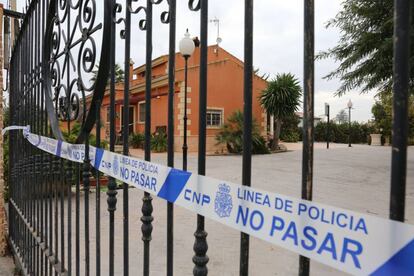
[43,0,112,142]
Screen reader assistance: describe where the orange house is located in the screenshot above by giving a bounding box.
[92,45,269,153]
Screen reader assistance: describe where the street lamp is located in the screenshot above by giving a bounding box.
[179,29,195,171]
[347,99,353,147]
[325,103,330,149]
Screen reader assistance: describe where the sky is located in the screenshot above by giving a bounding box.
[3,0,377,122]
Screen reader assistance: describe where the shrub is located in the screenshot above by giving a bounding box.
[280,114,301,142]
[129,132,144,148]
[252,136,270,154]
[280,132,300,143]
[62,122,109,149]
[216,110,269,154]
[314,122,374,144]
[151,130,167,152]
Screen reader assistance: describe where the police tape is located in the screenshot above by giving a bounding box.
[4,125,414,275]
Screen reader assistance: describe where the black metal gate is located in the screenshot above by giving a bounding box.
[5,0,411,275]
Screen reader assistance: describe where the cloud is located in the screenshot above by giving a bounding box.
[4,0,376,122]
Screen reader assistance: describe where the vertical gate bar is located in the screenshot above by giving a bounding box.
[35,3,40,274]
[34,9,38,274]
[25,45,29,276]
[167,2,176,275]
[62,3,70,273]
[8,55,13,270]
[390,0,411,221]
[60,158,65,272]
[123,0,131,274]
[41,1,46,273]
[29,11,34,272]
[49,155,53,275]
[96,99,102,276]
[142,1,154,276]
[84,137,91,276]
[75,163,80,276]
[67,160,72,276]
[32,5,36,271]
[26,26,30,271]
[54,158,59,275]
[240,1,253,275]
[44,140,49,275]
[193,1,209,275]
[299,0,315,275]
[107,0,118,275]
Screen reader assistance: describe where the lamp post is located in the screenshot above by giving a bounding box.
[325,103,330,149]
[347,99,353,147]
[179,29,195,171]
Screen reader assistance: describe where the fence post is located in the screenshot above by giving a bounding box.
[390,0,411,221]
[300,0,314,275]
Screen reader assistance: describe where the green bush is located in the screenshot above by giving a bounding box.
[62,122,109,149]
[216,110,269,154]
[280,132,300,142]
[151,130,167,152]
[252,136,270,154]
[279,114,301,142]
[314,122,374,144]
[129,132,144,148]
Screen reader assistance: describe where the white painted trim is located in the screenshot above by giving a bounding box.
[206,107,224,129]
[137,101,146,124]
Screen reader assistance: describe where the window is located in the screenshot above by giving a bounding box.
[139,102,146,123]
[207,109,223,127]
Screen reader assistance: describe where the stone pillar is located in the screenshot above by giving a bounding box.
[0,3,8,256]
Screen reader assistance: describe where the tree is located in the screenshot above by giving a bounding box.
[371,92,392,136]
[372,91,414,139]
[335,109,348,124]
[259,73,302,150]
[91,63,125,83]
[318,0,414,96]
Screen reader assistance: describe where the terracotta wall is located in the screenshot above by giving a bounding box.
[94,46,268,153]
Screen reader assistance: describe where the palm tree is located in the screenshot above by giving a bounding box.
[215,110,269,154]
[335,109,348,124]
[90,63,125,83]
[260,73,302,150]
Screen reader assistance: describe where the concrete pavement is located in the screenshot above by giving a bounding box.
[67,143,413,275]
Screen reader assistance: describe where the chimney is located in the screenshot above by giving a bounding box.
[193,37,200,47]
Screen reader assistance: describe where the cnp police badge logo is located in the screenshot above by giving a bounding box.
[113,155,119,176]
[214,183,233,218]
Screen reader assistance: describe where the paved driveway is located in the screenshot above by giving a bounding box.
[71,143,413,275]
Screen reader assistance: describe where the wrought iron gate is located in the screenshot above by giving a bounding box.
[5,0,411,275]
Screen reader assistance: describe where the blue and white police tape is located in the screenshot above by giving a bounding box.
[4,125,414,275]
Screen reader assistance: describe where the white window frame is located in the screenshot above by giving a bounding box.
[206,108,224,128]
[138,101,146,124]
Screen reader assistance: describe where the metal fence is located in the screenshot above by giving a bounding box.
[5,0,411,275]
